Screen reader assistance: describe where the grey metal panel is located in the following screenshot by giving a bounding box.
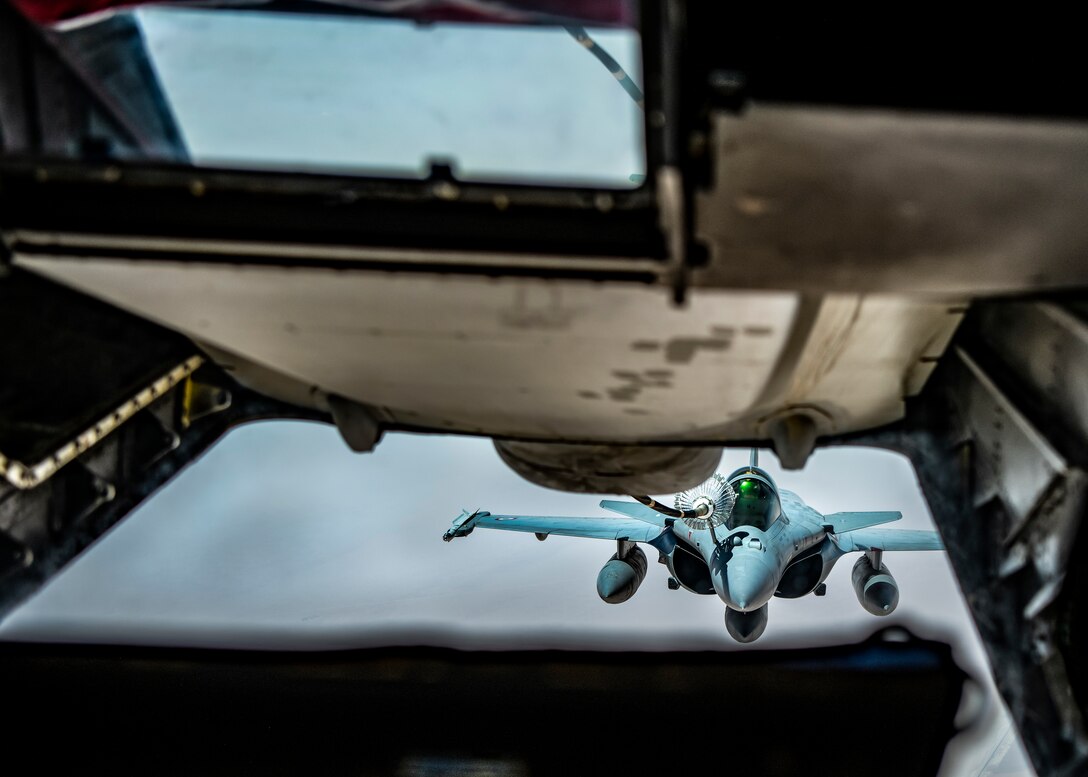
[952,347,1066,528]
[597,499,668,526]
[838,529,944,553]
[475,513,666,543]
[822,511,902,534]
[694,106,1088,295]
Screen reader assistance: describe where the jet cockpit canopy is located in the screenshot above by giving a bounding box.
[724,467,782,531]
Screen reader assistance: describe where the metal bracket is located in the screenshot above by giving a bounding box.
[656,165,689,305]
[180,376,231,429]
[866,549,883,572]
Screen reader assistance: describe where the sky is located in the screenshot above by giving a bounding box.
[0,425,966,649]
[2,7,1036,775]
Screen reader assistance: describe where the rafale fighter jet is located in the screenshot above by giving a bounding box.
[444,451,944,643]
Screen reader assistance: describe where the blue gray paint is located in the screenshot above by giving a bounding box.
[444,453,945,643]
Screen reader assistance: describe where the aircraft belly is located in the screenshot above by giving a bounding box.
[15,258,794,439]
[18,254,960,443]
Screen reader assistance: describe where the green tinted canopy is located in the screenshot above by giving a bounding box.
[727,476,781,530]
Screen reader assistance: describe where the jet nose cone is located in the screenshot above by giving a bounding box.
[719,552,776,613]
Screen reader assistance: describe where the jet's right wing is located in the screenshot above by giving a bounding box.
[822,511,902,533]
[443,510,669,544]
[835,529,944,552]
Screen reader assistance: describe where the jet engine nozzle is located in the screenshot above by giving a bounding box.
[725,603,769,643]
[851,555,900,616]
[596,546,648,604]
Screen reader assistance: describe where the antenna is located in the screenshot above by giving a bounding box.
[750,448,759,468]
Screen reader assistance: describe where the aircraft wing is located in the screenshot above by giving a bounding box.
[822,511,902,533]
[598,500,669,526]
[836,529,945,552]
[444,511,668,543]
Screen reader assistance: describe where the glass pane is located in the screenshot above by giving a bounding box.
[135,6,645,185]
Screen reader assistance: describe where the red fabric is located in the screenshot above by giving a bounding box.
[10,0,148,23]
[10,0,134,22]
[9,0,630,26]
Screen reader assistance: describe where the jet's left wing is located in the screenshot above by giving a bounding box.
[834,529,944,552]
[598,499,669,526]
[443,510,668,544]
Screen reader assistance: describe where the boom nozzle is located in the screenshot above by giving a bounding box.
[631,494,712,520]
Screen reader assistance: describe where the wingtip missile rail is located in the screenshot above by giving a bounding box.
[443,509,489,542]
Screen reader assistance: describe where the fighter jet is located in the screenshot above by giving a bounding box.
[444,450,944,643]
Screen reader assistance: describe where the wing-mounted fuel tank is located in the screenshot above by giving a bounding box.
[852,555,900,615]
[725,603,769,643]
[596,545,648,604]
